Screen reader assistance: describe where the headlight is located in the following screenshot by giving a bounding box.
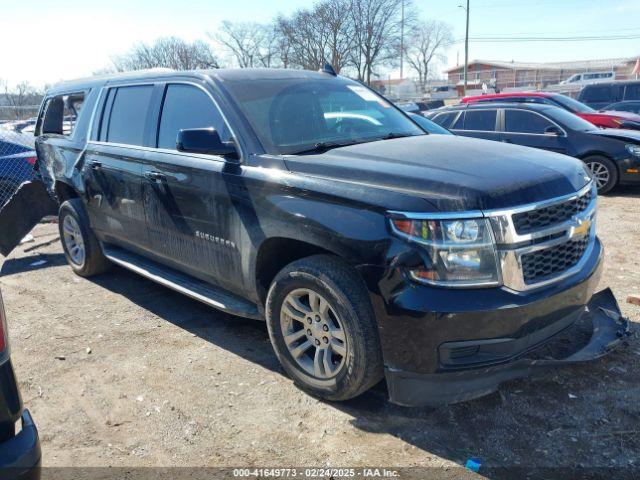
[626,144,640,158]
[389,216,500,287]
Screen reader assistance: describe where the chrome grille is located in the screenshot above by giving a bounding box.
[487,182,597,291]
[522,236,590,284]
[513,189,592,234]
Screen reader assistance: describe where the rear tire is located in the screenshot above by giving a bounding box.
[265,255,384,402]
[584,155,617,194]
[58,199,110,277]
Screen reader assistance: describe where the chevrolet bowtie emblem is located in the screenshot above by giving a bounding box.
[571,218,591,238]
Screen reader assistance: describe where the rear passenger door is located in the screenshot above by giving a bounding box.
[142,82,242,291]
[450,109,501,142]
[500,109,569,154]
[83,84,156,251]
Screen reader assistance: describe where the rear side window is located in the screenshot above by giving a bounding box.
[505,110,555,134]
[581,86,611,103]
[157,84,230,150]
[464,110,497,131]
[104,85,153,146]
[40,92,85,136]
[432,112,459,128]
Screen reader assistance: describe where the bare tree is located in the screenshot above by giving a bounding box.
[213,21,277,68]
[2,81,43,120]
[316,0,354,72]
[404,20,453,90]
[349,0,410,85]
[112,37,220,72]
[275,0,354,73]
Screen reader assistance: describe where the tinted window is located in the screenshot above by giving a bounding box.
[624,84,640,101]
[505,110,555,134]
[463,110,497,131]
[158,84,230,150]
[408,113,452,135]
[106,86,153,145]
[581,86,611,103]
[432,112,459,128]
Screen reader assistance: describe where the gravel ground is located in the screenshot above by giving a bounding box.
[1,187,639,479]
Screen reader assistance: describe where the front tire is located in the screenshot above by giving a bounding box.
[584,155,618,194]
[59,199,110,277]
[265,255,383,401]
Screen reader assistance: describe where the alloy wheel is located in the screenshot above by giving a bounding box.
[280,288,348,379]
[62,215,86,267]
[586,161,610,190]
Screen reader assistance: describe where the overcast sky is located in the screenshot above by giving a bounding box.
[2,0,640,87]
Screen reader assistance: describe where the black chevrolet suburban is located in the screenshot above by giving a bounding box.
[0,289,41,479]
[28,68,628,406]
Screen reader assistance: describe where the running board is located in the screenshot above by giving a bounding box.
[103,246,263,320]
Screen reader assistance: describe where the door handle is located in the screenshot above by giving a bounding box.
[89,161,102,169]
[145,171,166,182]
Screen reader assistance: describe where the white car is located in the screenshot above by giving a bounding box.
[560,71,615,86]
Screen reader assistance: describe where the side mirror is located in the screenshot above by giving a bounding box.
[176,128,239,160]
[544,126,563,137]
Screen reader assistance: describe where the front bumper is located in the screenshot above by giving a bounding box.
[0,410,41,480]
[385,288,629,406]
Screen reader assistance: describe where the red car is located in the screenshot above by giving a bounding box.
[461,92,640,130]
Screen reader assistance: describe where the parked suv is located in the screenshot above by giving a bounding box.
[0,289,41,479]
[578,80,640,110]
[27,68,628,406]
[429,102,640,193]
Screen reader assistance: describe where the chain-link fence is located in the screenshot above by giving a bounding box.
[0,123,37,209]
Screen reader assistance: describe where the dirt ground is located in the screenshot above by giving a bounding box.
[1,187,639,479]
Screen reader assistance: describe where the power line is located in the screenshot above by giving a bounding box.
[444,33,640,46]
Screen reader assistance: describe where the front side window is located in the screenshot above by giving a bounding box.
[504,110,555,134]
[105,85,154,146]
[432,112,459,128]
[463,110,497,131]
[221,77,423,155]
[158,84,230,150]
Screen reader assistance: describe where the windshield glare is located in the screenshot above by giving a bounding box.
[222,77,425,155]
[552,94,595,114]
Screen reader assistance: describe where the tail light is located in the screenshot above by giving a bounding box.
[25,156,37,166]
[0,291,7,354]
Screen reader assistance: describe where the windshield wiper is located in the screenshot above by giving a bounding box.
[290,140,361,155]
[381,132,420,140]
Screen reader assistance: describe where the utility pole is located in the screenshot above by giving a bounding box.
[463,0,470,96]
[400,0,404,79]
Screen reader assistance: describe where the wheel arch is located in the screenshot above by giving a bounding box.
[254,237,348,304]
[54,180,80,203]
[578,151,621,171]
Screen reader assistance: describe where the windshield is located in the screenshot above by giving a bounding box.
[221,76,424,155]
[542,107,598,132]
[551,94,595,114]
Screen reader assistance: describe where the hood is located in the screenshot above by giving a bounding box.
[283,135,590,211]
[587,128,640,143]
